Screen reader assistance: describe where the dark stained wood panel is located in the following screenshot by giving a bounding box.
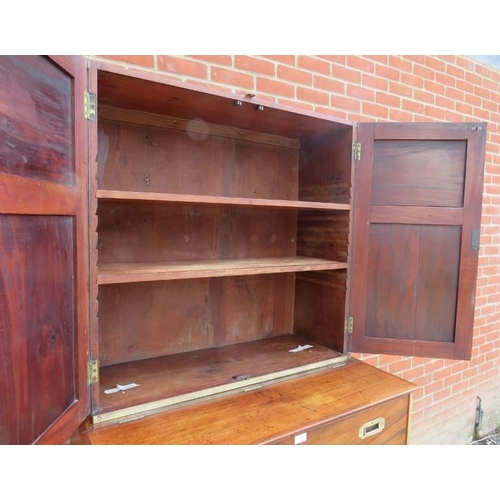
[415,226,460,343]
[0,216,75,444]
[365,224,420,340]
[365,225,460,343]
[372,140,466,207]
[93,334,346,418]
[0,56,74,185]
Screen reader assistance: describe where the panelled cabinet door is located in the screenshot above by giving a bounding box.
[349,122,486,360]
[0,56,89,444]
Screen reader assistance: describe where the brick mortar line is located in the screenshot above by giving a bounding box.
[188,55,280,81]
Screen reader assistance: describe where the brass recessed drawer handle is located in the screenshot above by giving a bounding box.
[359,417,385,439]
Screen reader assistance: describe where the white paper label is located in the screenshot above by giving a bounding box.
[294,432,307,445]
[289,344,314,353]
[104,382,140,395]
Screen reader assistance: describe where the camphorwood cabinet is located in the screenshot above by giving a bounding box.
[0,56,486,445]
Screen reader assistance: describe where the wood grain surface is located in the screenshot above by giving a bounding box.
[79,358,416,444]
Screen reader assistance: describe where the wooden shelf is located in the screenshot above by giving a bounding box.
[93,334,349,423]
[97,189,351,211]
[98,257,348,285]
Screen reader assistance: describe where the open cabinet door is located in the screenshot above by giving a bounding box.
[0,56,90,444]
[349,122,486,360]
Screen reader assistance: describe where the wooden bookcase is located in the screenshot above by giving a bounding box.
[89,69,356,424]
[0,56,486,445]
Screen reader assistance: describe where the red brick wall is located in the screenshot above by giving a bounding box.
[88,55,500,445]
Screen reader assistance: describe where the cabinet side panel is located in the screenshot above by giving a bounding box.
[298,127,352,204]
[294,127,352,352]
[297,210,350,261]
[294,277,346,351]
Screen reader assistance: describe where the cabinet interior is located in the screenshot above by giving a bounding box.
[92,70,354,422]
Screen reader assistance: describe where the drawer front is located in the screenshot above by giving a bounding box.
[273,395,410,445]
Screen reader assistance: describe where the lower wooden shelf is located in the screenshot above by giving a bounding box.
[97,189,351,212]
[98,257,348,285]
[78,358,417,445]
[93,334,348,423]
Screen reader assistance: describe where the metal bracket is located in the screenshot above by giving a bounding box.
[88,359,99,385]
[352,142,361,161]
[345,316,353,335]
[84,91,97,121]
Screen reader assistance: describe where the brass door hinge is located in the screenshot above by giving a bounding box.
[352,142,361,161]
[84,91,97,121]
[345,316,353,335]
[88,359,99,385]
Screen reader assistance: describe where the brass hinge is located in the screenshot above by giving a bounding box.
[88,359,99,385]
[84,91,97,121]
[352,142,361,161]
[345,316,353,335]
